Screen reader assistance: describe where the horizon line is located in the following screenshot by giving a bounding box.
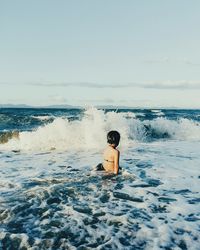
[1,103,200,110]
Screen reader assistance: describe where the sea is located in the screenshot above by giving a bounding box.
[0,107,200,250]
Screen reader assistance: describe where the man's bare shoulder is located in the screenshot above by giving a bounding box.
[113,148,120,155]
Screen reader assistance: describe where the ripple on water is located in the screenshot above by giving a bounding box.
[113,192,143,203]
[73,205,92,215]
[136,161,153,169]
[158,196,177,203]
[149,204,168,213]
[0,160,200,249]
[99,192,110,203]
[130,208,152,221]
[173,189,191,195]
[46,197,61,205]
[184,214,200,222]
[187,197,200,204]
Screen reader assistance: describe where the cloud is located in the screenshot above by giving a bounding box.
[144,57,200,66]
[80,98,115,103]
[182,58,200,66]
[48,95,68,103]
[144,57,170,64]
[1,80,200,89]
[29,81,200,89]
[30,82,123,88]
[135,81,200,89]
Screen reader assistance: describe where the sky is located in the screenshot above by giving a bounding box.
[1,0,200,108]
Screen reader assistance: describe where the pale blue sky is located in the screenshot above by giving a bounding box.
[1,0,200,107]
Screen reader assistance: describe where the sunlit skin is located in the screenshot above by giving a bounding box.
[103,144,120,175]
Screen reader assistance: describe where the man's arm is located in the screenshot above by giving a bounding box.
[113,150,120,175]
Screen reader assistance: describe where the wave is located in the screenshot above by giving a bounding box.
[142,118,200,141]
[30,115,53,121]
[151,109,162,113]
[151,109,164,116]
[1,108,200,151]
[0,131,19,144]
[0,113,53,131]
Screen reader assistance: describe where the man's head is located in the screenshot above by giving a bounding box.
[107,130,120,147]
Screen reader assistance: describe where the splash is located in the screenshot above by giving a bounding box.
[0,108,200,151]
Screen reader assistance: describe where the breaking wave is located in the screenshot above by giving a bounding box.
[0,108,200,151]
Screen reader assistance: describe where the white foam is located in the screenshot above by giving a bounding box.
[31,115,53,121]
[151,109,162,113]
[120,112,136,119]
[151,109,165,116]
[0,139,200,249]
[1,108,200,152]
[147,117,200,140]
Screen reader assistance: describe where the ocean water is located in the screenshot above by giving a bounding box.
[0,107,200,250]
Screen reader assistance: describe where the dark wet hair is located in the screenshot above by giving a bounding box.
[107,131,120,147]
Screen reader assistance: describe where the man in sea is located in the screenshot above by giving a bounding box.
[96,131,120,175]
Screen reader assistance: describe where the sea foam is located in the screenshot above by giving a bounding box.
[0,108,200,152]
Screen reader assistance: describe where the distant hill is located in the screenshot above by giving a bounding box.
[0,104,32,108]
[0,104,81,109]
[41,104,82,109]
[0,104,199,110]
